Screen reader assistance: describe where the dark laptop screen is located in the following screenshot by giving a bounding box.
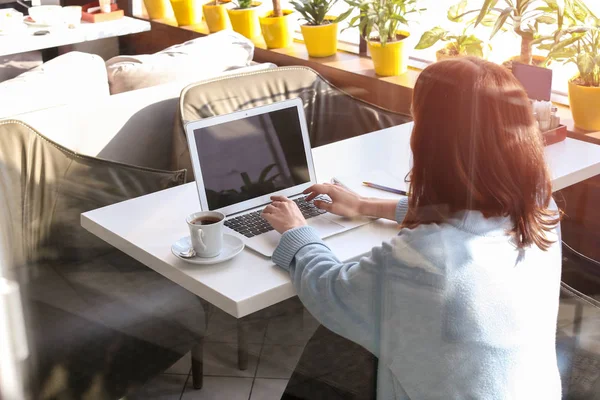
[194,106,311,211]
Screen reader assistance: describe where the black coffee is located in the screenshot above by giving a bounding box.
[192,217,221,226]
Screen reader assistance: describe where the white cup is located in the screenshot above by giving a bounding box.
[186,211,225,258]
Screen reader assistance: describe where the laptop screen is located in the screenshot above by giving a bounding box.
[193,106,311,211]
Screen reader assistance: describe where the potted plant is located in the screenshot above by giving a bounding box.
[228,0,262,40]
[291,0,339,57]
[203,0,232,32]
[454,0,567,67]
[259,0,294,48]
[342,0,425,76]
[416,0,489,61]
[143,0,174,20]
[543,5,600,131]
[170,0,202,25]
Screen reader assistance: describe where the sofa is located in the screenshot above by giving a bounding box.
[0,30,274,121]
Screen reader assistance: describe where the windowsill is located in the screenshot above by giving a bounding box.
[140,16,600,141]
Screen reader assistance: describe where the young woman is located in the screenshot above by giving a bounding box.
[262,57,562,399]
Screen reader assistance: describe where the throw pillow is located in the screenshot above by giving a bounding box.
[0,52,109,119]
[106,30,255,95]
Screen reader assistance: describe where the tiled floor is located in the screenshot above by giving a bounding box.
[128,297,319,400]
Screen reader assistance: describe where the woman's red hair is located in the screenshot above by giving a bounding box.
[403,57,559,250]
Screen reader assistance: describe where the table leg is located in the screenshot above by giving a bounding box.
[191,341,204,389]
[237,320,248,371]
[41,47,59,62]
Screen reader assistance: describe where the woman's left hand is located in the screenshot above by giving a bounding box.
[262,196,307,234]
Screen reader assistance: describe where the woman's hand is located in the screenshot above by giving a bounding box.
[262,196,307,234]
[303,183,365,218]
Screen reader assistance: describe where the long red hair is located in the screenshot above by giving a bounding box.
[403,57,559,250]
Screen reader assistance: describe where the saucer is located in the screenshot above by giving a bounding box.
[171,234,244,265]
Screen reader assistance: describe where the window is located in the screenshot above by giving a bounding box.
[281,0,599,103]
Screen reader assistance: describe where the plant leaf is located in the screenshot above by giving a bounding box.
[547,47,577,60]
[415,27,446,49]
[475,0,498,27]
[335,8,353,22]
[464,41,484,57]
[448,0,467,22]
[536,15,556,24]
[258,164,276,183]
[578,52,595,75]
[490,7,514,39]
[241,172,252,187]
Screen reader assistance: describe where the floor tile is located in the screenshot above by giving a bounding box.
[204,343,261,377]
[250,378,289,400]
[182,377,253,400]
[128,373,188,400]
[256,345,305,379]
[164,352,192,375]
[264,309,319,345]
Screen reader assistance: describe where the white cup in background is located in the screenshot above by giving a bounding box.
[186,211,225,258]
[63,6,82,26]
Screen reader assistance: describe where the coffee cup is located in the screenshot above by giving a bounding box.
[186,211,225,258]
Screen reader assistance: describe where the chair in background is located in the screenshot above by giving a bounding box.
[558,243,600,399]
[0,120,207,399]
[172,66,413,181]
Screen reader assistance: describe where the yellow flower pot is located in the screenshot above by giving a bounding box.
[170,0,202,25]
[259,10,293,49]
[569,79,600,131]
[203,1,231,32]
[368,31,410,77]
[144,0,174,19]
[228,3,261,40]
[435,47,456,62]
[300,18,338,58]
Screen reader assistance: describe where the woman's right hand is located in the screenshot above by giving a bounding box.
[303,183,365,218]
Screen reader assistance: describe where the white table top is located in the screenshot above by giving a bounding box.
[81,123,600,318]
[0,16,150,57]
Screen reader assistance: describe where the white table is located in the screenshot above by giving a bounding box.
[0,16,150,57]
[81,123,600,318]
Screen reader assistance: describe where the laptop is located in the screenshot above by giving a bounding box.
[185,98,370,257]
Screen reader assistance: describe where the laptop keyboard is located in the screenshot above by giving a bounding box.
[224,197,327,238]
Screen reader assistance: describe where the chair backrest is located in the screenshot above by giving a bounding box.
[0,120,185,270]
[172,66,412,181]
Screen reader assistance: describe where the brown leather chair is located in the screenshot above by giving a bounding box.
[0,120,206,399]
[172,66,412,181]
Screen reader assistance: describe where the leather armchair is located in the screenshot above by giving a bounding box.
[0,120,206,399]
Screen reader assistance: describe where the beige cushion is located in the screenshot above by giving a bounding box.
[0,52,109,119]
[106,31,256,95]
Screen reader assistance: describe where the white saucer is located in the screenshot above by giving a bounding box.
[23,17,66,28]
[171,234,244,265]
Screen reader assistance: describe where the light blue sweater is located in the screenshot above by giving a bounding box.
[273,197,562,400]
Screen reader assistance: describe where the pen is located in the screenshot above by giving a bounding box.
[362,182,407,196]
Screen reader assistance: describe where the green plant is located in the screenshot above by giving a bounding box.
[234,0,253,8]
[339,0,426,46]
[416,0,488,57]
[291,0,338,25]
[451,0,569,65]
[542,2,600,86]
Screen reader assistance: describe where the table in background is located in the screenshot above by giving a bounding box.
[0,16,150,57]
[81,123,600,319]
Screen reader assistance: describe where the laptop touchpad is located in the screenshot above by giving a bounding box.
[308,218,345,239]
